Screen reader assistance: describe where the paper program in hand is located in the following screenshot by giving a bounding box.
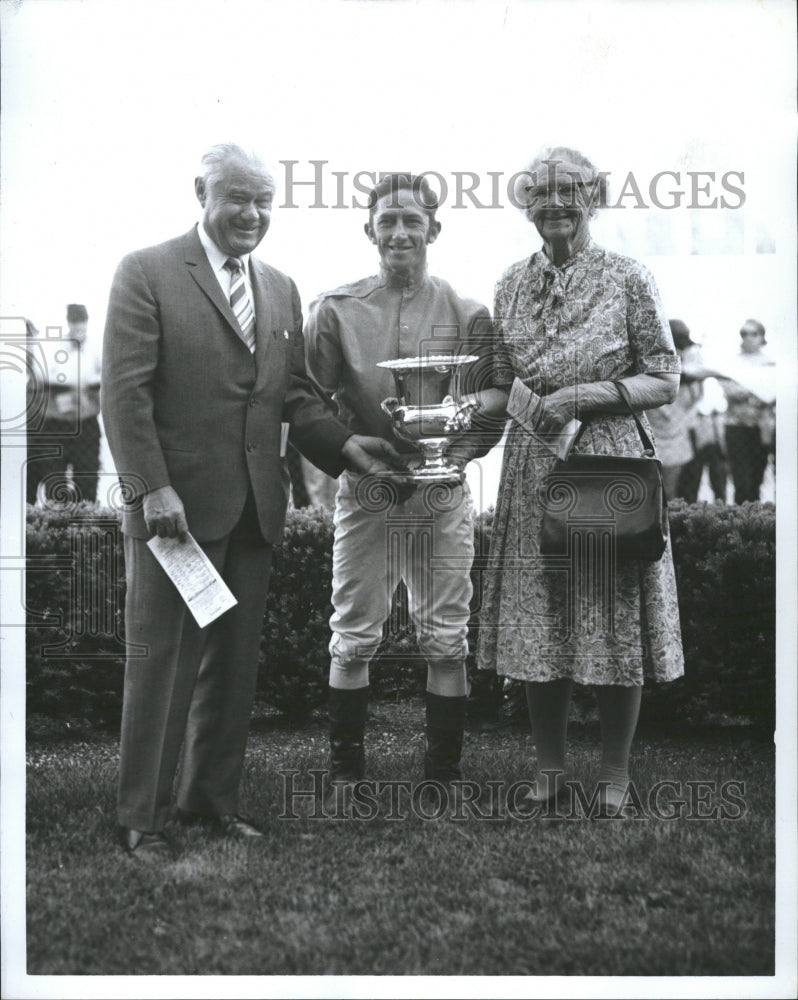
[146,532,238,628]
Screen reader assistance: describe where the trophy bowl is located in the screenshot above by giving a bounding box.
[377,354,478,483]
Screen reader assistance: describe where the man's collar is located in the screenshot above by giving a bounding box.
[377,263,429,290]
[197,222,251,271]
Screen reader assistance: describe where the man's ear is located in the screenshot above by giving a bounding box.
[194,177,206,207]
[364,222,377,245]
[427,220,442,244]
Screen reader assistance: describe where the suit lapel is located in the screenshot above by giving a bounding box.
[184,228,276,369]
[183,227,245,343]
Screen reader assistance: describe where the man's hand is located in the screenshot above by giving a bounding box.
[143,485,188,541]
[341,434,406,475]
[443,440,474,483]
[342,434,417,503]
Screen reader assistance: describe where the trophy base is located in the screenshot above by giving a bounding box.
[405,463,464,484]
[404,440,464,484]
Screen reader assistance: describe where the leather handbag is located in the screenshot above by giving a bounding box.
[539,381,668,561]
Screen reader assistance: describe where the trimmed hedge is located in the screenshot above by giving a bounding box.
[25,499,775,731]
[648,499,776,730]
[26,504,128,729]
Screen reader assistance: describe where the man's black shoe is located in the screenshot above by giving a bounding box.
[120,826,172,859]
[177,809,264,839]
[217,813,265,839]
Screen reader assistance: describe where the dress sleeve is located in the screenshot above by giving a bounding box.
[626,263,681,376]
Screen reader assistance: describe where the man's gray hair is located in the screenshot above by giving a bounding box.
[198,143,276,195]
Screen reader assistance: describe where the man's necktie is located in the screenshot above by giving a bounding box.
[224,257,256,353]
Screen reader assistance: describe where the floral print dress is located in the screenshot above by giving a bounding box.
[477,240,685,686]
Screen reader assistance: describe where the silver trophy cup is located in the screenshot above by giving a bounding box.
[378,354,478,483]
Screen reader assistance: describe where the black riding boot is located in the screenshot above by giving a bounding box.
[424,692,467,782]
[327,685,369,782]
[325,686,369,817]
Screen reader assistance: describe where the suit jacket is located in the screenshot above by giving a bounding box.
[102,226,350,543]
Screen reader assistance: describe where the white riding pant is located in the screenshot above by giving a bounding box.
[328,471,475,695]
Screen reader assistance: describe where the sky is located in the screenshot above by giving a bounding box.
[1,0,795,356]
[1,1,796,997]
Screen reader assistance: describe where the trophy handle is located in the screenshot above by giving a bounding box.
[443,397,479,434]
[381,397,400,417]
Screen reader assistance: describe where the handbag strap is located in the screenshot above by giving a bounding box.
[612,380,657,457]
[568,379,657,457]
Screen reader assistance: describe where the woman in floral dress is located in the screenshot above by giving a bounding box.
[474,147,684,814]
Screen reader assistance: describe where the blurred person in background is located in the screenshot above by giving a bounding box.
[721,319,775,503]
[644,320,702,500]
[678,374,728,503]
[25,303,102,505]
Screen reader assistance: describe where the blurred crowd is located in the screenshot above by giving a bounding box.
[645,317,776,505]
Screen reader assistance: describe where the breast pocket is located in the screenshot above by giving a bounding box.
[275,326,305,373]
[260,328,288,373]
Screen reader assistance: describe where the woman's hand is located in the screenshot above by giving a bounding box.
[533,388,578,435]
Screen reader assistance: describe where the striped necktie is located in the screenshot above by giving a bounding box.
[224,257,256,352]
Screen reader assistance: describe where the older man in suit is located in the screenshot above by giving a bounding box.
[102,143,403,858]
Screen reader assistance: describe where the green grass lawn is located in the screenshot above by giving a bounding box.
[25,699,775,977]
